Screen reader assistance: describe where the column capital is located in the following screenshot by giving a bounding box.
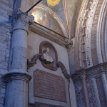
[13,10,34,32]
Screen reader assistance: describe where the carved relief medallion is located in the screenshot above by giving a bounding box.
[39,41,58,71]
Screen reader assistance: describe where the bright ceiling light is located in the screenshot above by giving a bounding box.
[47,0,60,7]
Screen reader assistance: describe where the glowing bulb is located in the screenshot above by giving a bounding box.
[47,0,60,6]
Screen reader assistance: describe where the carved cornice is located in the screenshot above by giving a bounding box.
[29,22,70,47]
[72,62,107,79]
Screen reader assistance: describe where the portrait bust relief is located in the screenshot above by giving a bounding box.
[39,41,58,71]
[42,47,54,63]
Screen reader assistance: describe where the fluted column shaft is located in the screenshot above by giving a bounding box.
[101,72,107,101]
[91,78,101,107]
[81,73,89,107]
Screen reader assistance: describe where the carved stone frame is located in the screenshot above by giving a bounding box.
[39,41,58,71]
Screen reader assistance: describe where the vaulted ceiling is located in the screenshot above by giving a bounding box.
[30,0,80,37]
[19,0,82,37]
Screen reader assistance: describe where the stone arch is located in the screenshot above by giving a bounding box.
[97,0,107,62]
[74,0,90,70]
[75,0,107,70]
[90,0,105,65]
[104,9,107,60]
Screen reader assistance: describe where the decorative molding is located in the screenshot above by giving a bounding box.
[72,62,107,107]
[28,55,70,80]
[3,72,31,83]
[72,62,107,79]
[85,0,99,67]
[97,0,107,62]
[75,0,104,69]
[57,61,70,80]
[27,41,70,80]
[29,23,69,47]
[74,0,89,69]
[27,54,41,69]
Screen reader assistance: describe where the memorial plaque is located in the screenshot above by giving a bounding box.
[34,70,66,102]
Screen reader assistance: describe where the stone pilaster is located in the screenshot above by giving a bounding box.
[101,72,107,101]
[91,78,101,107]
[3,12,33,107]
[80,72,89,107]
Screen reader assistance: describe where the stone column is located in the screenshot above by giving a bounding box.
[91,78,101,107]
[3,12,33,107]
[101,72,107,101]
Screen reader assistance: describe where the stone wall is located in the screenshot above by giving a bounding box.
[27,31,71,107]
[0,23,11,107]
[0,1,13,107]
[69,0,105,73]
[0,0,13,22]
[0,24,11,71]
[72,63,107,107]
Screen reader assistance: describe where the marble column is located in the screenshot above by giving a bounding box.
[3,12,33,107]
[101,72,107,101]
[91,78,101,107]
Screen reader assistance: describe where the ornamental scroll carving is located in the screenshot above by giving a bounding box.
[27,41,70,80]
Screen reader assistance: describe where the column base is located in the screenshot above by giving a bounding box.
[3,72,31,107]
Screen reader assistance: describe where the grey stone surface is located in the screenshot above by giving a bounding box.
[0,24,11,71]
[0,75,6,107]
[0,0,107,107]
[0,1,12,104]
[0,0,13,22]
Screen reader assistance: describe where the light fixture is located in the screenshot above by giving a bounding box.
[25,0,61,13]
[47,0,60,7]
